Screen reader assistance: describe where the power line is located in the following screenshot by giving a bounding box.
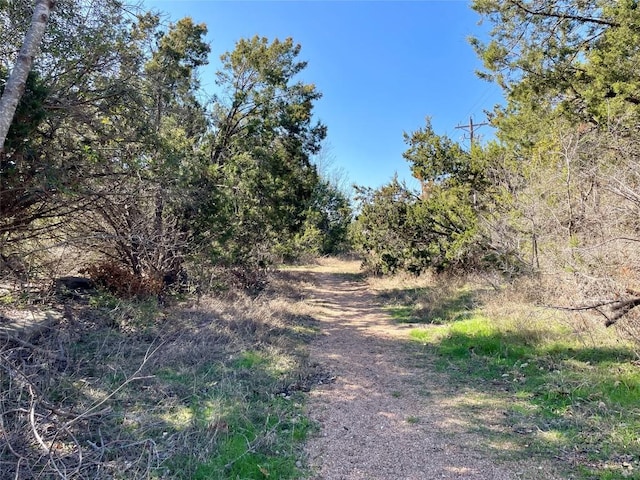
[465,84,496,120]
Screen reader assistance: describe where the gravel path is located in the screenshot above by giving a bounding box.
[300,263,561,480]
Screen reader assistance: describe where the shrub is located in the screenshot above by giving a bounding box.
[83,261,164,298]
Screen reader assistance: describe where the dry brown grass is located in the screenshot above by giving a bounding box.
[0,268,321,479]
[280,256,361,275]
[474,271,640,356]
[368,264,631,352]
[366,269,434,293]
[367,262,640,479]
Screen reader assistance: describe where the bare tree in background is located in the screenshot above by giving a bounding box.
[0,0,54,151]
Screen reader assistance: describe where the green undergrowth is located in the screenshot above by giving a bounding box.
[384,282,640,479]
[158,349,315,479]
[383,285,475,324]
[1,286,319,479]
[128,301,318,480]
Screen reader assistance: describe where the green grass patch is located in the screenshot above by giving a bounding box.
[0,293,16,304]
[163,387,312,479]
[418,316,640,471]
[233,350,270,369]
[383,286,475,324]
[156,348,314,479]
[385,282,640,479]
[190,395,313,479]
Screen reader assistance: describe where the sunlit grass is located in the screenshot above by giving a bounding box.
[0,273,320,479]
[280,256,362,275]
[151,339,316,478]
[159,406,193,429]
[377,275,640,479]
[160,363,313,480]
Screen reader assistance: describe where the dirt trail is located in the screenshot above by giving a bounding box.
[298,262,560,480]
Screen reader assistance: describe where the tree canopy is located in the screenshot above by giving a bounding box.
[0,1,349,293]
[351,0,640,330]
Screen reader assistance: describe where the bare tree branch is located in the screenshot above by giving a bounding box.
[546,296,640,327]
[508,0,619,28]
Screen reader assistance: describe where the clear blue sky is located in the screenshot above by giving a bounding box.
[144,0,503,190]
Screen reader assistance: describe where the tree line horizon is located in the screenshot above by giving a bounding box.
[2,0,640,333]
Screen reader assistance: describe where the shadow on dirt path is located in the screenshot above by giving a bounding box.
[292,261,562,480]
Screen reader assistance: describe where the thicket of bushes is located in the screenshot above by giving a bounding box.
[351,1,640,339]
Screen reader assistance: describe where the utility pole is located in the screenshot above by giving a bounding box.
[455,116,489,146]
[456,116,489,210]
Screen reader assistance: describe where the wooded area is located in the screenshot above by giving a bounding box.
[2,0,640,478]
[0,0,352,296]
[5,0,640,331]
[352,0,640,339]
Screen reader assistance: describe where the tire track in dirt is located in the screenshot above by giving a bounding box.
[299,262,561,480]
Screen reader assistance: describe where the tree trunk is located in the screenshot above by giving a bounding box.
[0,0,55,152]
